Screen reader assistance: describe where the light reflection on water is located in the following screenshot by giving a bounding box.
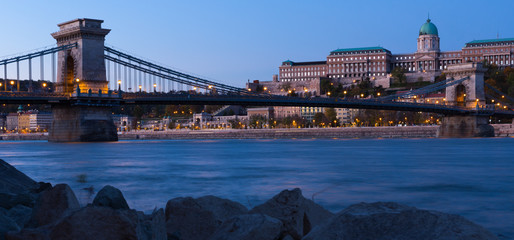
[0,138,513,239]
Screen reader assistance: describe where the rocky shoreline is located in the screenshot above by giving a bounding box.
[0,159,501,240]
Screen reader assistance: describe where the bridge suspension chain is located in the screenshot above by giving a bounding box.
[374,77,468,101]
[104,46,249,94]
[104,55,247,95]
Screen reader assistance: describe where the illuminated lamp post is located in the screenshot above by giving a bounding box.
[10,80,14,92]
[139,85,142,93]
[153,83,157,93]
[118,80,121,92]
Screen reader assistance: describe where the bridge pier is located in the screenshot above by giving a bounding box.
[49,105,118,142]
[438,115,494,138]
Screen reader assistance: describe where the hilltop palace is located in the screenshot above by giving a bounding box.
[249,18,514,97]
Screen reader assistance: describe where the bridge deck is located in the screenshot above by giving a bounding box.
[1,91,513,117]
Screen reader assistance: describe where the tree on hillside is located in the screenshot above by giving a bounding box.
[391,67,407,84]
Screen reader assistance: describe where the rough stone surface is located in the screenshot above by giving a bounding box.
[196,195,248,222]
[49,206,138,240]
[249,188,334,240]
[165,197,219,240]
[208,214,283,240]
[93,185,130,210]
[0,213,20,240]
[30,184,80,227]
[303,202,499,240]
[136,208,166,240]
[0,159,38,195]
[5,205,32,229]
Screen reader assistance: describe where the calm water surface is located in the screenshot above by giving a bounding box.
[0,138,513,238]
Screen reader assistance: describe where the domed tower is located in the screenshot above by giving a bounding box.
[417,18,439,52]
[415,18,440,73]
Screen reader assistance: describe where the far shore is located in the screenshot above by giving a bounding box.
[0,124,512,141]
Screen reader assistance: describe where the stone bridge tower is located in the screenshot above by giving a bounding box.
[444,62,486,108]
[51,18,110,94]
[48,19,117,142]
[439,62,493,137]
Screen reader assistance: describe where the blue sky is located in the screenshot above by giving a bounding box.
[1,0,513,87]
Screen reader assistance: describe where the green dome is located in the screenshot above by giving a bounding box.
[419,18,438,36]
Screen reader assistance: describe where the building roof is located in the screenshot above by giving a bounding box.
[330,46,390,54]
[281,60,326,66]
[465,37,514,44]
[419,18,438,36]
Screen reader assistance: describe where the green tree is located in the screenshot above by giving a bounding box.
[391,67,407,85]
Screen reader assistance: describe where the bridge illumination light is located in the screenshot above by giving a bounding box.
[42,83,47,87]
[208,85,212,89]
[154,83,157,87]
[0,83,2,87]
[117,80,121,85]
[10,81,14,85]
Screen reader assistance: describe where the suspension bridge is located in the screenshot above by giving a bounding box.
[0,18,513,141]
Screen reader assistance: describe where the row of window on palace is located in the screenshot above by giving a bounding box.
[329,55,386,62]
[468,42,514,48]
[463,48,513,54]
[331,50,386,55]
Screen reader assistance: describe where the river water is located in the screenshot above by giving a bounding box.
[0,138,513,238]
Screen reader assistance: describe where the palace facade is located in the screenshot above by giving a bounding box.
[249,18,514,97]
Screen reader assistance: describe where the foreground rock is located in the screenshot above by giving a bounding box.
[93,185,130,210]
[209,214,284,240]
[0,159,39,195]
[29,184,80,227]
[165,196,248,240]
[249,188,334,239]
[303,202,498,240]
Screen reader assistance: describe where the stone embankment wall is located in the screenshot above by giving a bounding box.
[119,126,439,140]
[0,133,48,141]
[492,123,514,137]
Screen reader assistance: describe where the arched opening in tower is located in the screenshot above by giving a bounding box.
[456,84,466,107]
[65,55,75,94]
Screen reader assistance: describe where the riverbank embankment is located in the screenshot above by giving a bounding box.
[1,124,513,141]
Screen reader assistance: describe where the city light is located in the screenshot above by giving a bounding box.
[117,80,121,85]
[10,81,14,85]
[263,87,267,91]
[76,78,80,82]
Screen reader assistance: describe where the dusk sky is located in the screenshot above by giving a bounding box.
[1,0,513,87]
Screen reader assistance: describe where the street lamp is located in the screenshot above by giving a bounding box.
[138,85,142,93]
[153,83,157,93]
[10,80,14,92]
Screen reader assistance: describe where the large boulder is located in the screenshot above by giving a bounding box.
[164,195,248,240]
[48,206,137,240]
[249,188,334,239]
[208,214,284,240]
[5,205,32,229]
[136,208,166,240]
[0,213,20,240]
[195,195,248,222]
[29,184,80,227]
[303,202,499,240]
[93,185,130,210]
[0,159,38,195]
[165,197,219,240]
[8,206,166,240]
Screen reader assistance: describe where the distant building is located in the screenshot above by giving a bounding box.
[301,107,324,121]
[6,113,18,131]
[18,113,31,131]
[0,114,6,131]
[29,112,52,131]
